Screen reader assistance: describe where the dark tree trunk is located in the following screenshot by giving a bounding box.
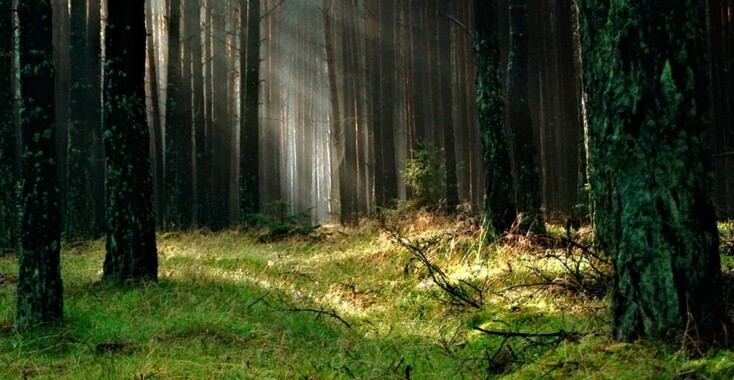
[506,0,543,233]
[373,0,397,208]
[240,0,260,218]
[475,0,516,234]
[410,1,427,145]
[16,0,63,329]
[164,0,193,229]
[580,0,726,342]
[437,0,458,209]
[709,0,734,218]
[66,0,105,239]
[209,1,231,229]
[103,0,158,283]
[191,0,208,227]
[532,0,581,220]
[0,0,16,251]
[86,0,105,236]
[51,0,69,235]
[145,0,165,229]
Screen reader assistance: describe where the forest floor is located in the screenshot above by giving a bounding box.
[1,210,734,379]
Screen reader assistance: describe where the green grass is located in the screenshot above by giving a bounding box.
[0,215,733,379]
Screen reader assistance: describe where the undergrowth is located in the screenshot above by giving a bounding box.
[0,212,733,378]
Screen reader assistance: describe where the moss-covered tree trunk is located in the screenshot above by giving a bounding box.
[475,0,516,234]
[0,0,16,252]
[580,0,726,342]
[103,0,158,283]
[505,0,543,233]
[16,0,63,329]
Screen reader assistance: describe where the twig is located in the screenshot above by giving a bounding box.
[473,327,581,341]
[247,293,269,309]
[286,307,352,329]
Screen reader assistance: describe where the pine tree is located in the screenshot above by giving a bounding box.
[580,0,726,342]
[475,0,516,234]
[16,0,63,329]
[0,0,16,251]
[103,0,158,282]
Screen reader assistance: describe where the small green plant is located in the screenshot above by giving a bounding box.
[402,142,445,207]
[248,200,318,242]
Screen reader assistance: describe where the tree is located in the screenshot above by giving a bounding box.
[580,0,726,342]
[16,0,63,329]
[709,0,734,218]
[475,0,516,234]
[437,0,458,209]
[66,0,105,239]
[505,0,543,233]
[103,0,158,282]
[164,0,194,229]
[0,0,15,251]
[239,0,260,218]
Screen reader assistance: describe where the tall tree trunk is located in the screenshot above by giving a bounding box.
[506,0,543,233]
[374,0,397,208]
[16,0,63,329]
[145,0,165,229]
[476,0,516,234]
[438,0,458,209]
[165,0,194,229]
[240,0,260,218]
[192,0,208,227]
[208,1,230,229]
[709,0,734,218]
[103,0,158,283]
[67,0,103,239]
[533,0,581,219]
[51,0,70,235]
[580,0,726,342]
[322,0,344,222]
[0,0,16,251]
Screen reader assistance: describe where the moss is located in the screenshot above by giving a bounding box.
[580,0,725,341]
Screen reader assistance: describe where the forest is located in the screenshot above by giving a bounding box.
[1,0,734,378]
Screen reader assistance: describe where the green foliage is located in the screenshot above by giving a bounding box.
[247,200,318,242]
[402,142,445,207]
[1,219,734,377]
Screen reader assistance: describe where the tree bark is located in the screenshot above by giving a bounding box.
[709,0,734,218]
[506,0,543,233]
[580,0,726,342]
[16,0,63,329]
[164,0,194,229]
[240,0,260,218]
[437,0,458,209]
[103,0,158,283]
[0,0,16,250]
[476,0,516,234]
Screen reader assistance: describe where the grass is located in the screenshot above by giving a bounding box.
[0,212,733,379]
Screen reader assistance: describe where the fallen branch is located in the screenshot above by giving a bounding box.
[247,293,269,309]
[286,307,352,329]
[473,327,581,341]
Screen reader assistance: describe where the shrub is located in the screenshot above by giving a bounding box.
[402,142,445,207]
